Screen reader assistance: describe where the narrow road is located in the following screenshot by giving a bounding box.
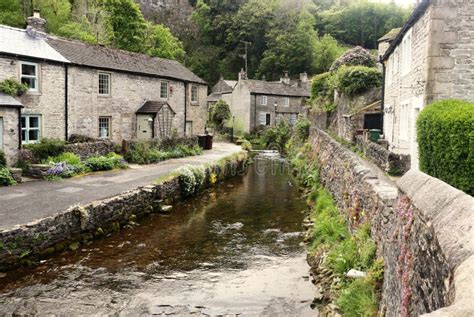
[0,143,242,230]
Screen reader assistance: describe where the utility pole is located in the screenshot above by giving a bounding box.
[240,40,251,75]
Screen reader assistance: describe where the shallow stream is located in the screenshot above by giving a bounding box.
[0,155,316,316]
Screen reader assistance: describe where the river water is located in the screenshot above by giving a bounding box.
[0,155,316,316]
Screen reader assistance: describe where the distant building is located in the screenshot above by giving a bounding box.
[208,71,310,133]
[0,11,207,164]
[380,0,474,170]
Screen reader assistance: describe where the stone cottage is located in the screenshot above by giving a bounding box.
[0,12,207,164]
[380,0,474,170]
[208,71,310,133]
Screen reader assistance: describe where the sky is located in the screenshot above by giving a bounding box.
[373,0,417,7]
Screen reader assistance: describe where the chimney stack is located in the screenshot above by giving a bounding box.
[27,9,47,35]
[299,72,308,83]
[238,68,247,81]
[281,71,290,85]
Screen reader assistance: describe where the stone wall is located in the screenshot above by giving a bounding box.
[308,127,474,316]
[0,107,20,165]
[63,140,115,160]
[185,83,208,136]
[355,135,410,175]
[0,151,247,271]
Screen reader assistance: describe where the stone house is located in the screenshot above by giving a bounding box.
[208,71,310,133]
[0,12,207,164]
[380,0,474,170]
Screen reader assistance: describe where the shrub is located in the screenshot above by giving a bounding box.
[334,66,382,96]
[261,120,291,152]
[44,152,81,166]
[417,99,474,195]
[85,153,127,171]
[311,72,336,112]
[0,167,17,186]
[125,140,202,164]
[68,134,97,143]
[336,279,378,317]
[0,150,6,168]
[294,117,311,141]
[240,139,252,151]
[330,46,376,72]
[0,78,29,96]
[25,138,67,162]
[210,100,231,133]
[176,164,206,197]
[45,162,77,179]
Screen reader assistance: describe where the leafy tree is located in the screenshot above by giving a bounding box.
[313,34,345,74]
[0,0,25,27]
[144,23,185,61]
[210,100,231,133]
[56,16,97,44]
[102,0,147,52]
[33,0,71,33]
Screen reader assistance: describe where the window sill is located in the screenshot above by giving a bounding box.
[191,102,199,106]
[98,94,111,98]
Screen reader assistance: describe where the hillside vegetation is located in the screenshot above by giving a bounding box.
[1,0,411,85]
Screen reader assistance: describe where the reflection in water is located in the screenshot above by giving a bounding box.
[0,156,316,315]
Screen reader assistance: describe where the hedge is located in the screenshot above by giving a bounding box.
[417,99,474,195]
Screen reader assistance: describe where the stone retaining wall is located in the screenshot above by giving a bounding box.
[308,127,474,316]
[355,135,410,175]
[0,151,247,271]
[63,140,115,160]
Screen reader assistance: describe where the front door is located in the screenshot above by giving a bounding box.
[137,114,153,139]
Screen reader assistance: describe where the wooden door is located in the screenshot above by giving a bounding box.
[137,114,153,139]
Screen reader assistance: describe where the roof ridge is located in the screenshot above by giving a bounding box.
[0,24,27,33]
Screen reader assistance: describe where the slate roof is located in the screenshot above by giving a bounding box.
[46,37,206,84]
[136,100,175,114]
[244,80,310,97]
[0,93,23,108]
[207,93,222,103]
[378,28,401,42]
[0,25,69,63]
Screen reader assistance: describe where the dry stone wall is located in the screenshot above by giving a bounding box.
[309,127,474,316]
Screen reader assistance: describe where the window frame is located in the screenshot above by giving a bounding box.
[401,29,412,76]
[289,113,298,125]
[283,97,290,106]
[98,116,111,139]
[191,85,199,104]
[98,72,111,96]
[20,61,39,92]
[160,81,169,99]
[21,114,41,144]
[261,95,267,106]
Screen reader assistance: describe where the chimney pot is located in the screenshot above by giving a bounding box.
[238,68,247,81]
[27,9,47,34]
[281,71,290,85]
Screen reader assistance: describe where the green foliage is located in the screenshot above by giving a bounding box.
[0,167,17,186]
[0,78,29,96]
[294,117,311,141]
[260,120,291,152]
[125,140,203,165]
[0,0,24,28]
[313,34,346,74]
[85,153,127,171]
[144,23,185,61]
[25,138,66,162]
[176,165,206,197]
[336,278,379,317]
[44,152,81,166]
[56,17,97,44]
[334,66,382,96]
[417,99,474,195]
[33,0,71,33]
[0,151,6,168]
[210,100,231,133]
[330,46,376,72]
[311,72,335,111]
[240,139,252,151]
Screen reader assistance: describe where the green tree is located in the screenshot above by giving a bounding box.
[143,23,186,61]
[210,100,231,133]
[102,0,147,52]
[0,0,25,27]
[33,0,71,33]
[313,34,345,74]
[56,16,97,44]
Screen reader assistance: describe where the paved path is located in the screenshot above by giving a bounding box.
[0,143,242,230]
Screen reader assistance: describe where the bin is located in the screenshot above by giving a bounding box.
[369,129,381,142]
[197,134,207,149]
[204,134,213,150]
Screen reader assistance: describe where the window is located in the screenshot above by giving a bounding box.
[259,112,271,126]
[289,113,298,125]
[98,72,111,96]
[401,30,412,76]
[283,97,290,106]
[261,95,267,106]
[191,85,198,103]
[399,103,410,141]
[160,82,169,99]
[266,113,271,125]
[99,117,111,139]
[20,62,38,92]
[21,115,41,144]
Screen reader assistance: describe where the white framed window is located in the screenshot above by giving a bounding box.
[401,30,412,76]
[261,95,267,106]
[289,113,298,125]
[283,97,290,106]
[160,81,169,99]
[99,116,111,139]
[21,115,41,144]
[259,112,271,126]
[98,72,111,96]
[191,85,198,103]
[20,61,38,92]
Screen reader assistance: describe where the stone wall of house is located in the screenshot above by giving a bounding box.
[185,83,208,136]
[230,82,251,133]
[308,127,474,316]
[426,0,474,104]
[0,107,20,165]
[355,135,411,175]
[0,151,247,271]
[253,94,304,128]
[0,56,67,141]
[67,66,188,142]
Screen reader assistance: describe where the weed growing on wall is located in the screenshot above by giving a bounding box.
[0,167,17,186]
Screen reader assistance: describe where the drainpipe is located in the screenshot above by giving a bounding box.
[184,82,187,136]
[380,57,386,135]
[253,94,257,132]
[64,64,69,141]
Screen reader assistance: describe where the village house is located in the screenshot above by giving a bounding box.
[379,0,474,170]
[0,11,207,165]
[208,70,310,133]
